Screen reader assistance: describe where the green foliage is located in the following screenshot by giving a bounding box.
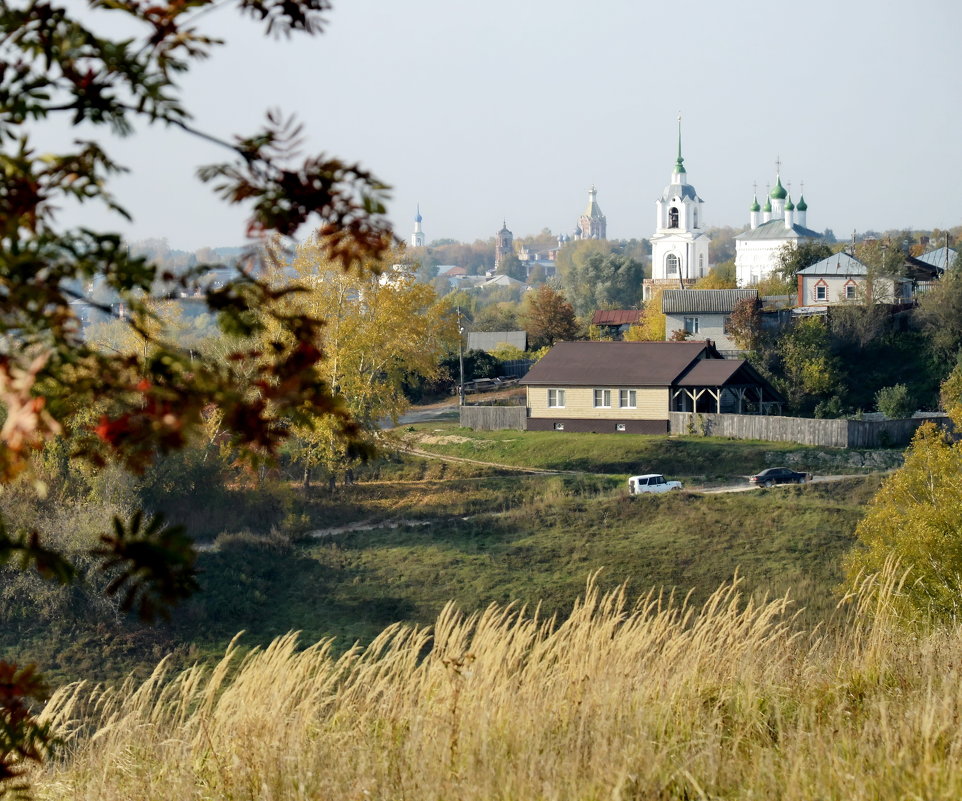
[918,270,962,359]
[774,241,834,288]
[874,384,914,419]
[495,253,527,282]
[555,240,643,316]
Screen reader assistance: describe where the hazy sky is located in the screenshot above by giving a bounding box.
[62,0,962,250]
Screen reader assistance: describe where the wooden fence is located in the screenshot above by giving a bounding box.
[460,405,527,431]
[669,412,948,448]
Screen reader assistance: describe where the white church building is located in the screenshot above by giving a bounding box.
[645,125,711,300]
[734,172,823,287]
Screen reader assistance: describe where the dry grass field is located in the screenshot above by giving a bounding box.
[32,568,962,801]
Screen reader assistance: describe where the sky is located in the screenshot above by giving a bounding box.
[59,0,962,251]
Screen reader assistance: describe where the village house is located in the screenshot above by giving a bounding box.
[661,289,759,352]
[520,341,782,434]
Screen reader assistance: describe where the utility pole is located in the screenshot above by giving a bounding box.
[457,305,465,407]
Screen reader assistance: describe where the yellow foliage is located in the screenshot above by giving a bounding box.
[845,421,962,624]
[623,287,665,341]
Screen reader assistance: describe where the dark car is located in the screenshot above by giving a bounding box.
[748,467,811,487]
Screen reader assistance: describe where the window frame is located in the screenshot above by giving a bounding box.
[593,388,612,408]
[619,389,637,408]
[684,316,700,334]
[815,284,827,301]
[547,388,566,408]
[666,253,679,275]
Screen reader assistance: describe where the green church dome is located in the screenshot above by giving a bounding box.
[750,194,761,212]
[770,176,787,200]
[796,195,808,211]
[785,195,795,211]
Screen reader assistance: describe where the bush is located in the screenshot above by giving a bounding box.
[875,383,914,419]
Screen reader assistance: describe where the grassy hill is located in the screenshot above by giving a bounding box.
[2,446,881,683]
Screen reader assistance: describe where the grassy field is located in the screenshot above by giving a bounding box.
[400,422,868,480]
[2,457,881,683]
[35,569,962,801]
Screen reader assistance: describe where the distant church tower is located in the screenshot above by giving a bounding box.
[495,221,514,268]
[410,205,425,248]
[576,186,607,240]
[646,118,711,299]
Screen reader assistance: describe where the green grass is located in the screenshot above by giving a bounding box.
[1,457,883,683]
[402,422,845,480]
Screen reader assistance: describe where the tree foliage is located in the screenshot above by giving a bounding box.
[624,287,666,342]
[774,241,834,288]
[271,244,456,484]
[844,420,962,625]
[524,286,578,349]
[0,0,395,788]
[874,383,914,419]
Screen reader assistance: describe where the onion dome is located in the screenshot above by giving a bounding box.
[770,175,787,200]
[750,195,761,212]
[785,195,795,211]
[763,198,772,213]
[796,195,808,211]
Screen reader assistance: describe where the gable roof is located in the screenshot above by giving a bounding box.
[520,341,715,387]
[797,251,867,277]
[467,331,528,353]
[591,309,642,326]
[662,289,758,315]
[916,246,958,271]
[736,219,824,242]
[675,359,784,401]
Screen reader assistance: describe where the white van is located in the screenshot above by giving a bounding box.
[628,474,683,495]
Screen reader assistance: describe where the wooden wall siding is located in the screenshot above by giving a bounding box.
[669,412,948,448]
[527,387,668,420]
[460,405,527,431]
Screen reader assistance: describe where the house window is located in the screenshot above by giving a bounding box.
[666,254,679,275]
[553,422,565,430]
[593,389,612,408]
[547,389,565,408]
[684,317,700,334]
[668,207,679,228]
[845,284,857,300]
[616,423,627,432]
[619,389,636,408]
[698,253,705,275]
[815,285,827,301]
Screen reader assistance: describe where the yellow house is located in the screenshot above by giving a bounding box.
[521,341,781,434]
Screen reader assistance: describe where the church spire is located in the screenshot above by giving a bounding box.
[674,114,686,174]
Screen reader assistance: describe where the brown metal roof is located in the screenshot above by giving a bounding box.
[521,341,713,387]
[675,359,784,401]
[674,359,744,386]
[591,309,642,326]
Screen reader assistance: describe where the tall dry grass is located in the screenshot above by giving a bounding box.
[31,569,962,800]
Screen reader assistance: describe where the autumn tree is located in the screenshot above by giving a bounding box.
[0,0,394,789]
[726,297,762,351]
[624,287,666,342]
[695,260,737,289]
[271,243,456,487]
[844,365,962,624]
[524,285,578,348]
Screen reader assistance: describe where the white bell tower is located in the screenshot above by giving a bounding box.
[648,118,711,289]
